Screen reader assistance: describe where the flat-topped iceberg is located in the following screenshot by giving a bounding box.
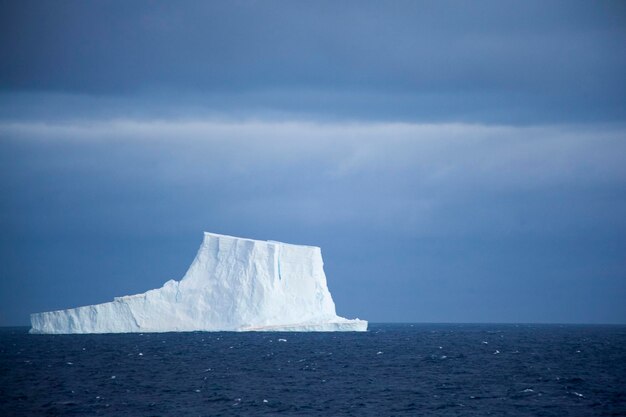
[30,232,367,333]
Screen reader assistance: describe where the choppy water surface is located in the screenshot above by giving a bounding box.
[1,324,625,416]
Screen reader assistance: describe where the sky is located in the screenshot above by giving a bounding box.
[0,1,625,325]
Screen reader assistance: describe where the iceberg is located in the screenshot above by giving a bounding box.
[30,232,367,333]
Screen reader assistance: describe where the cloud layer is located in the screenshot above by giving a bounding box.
[1,119,625,324]
[1,1,625,123]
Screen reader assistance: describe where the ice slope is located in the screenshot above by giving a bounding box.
[30,232,367,333]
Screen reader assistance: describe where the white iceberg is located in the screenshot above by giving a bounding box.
[30,232,367,333]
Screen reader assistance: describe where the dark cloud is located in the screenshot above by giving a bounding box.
[1,1,625,123]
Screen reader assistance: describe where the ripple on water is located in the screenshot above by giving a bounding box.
[0,324,625,416]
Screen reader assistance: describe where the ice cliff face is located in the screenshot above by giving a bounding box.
[30,232,367,333]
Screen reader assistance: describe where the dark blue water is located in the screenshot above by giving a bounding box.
[1,324,625,416]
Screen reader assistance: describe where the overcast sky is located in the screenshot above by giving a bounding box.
[1,1,625,325]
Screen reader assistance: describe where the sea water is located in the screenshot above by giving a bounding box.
[1,324,625,416]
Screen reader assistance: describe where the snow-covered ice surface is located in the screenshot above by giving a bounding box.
[30,232,367,334]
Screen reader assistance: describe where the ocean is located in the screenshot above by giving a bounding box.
[1,324,625,416]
